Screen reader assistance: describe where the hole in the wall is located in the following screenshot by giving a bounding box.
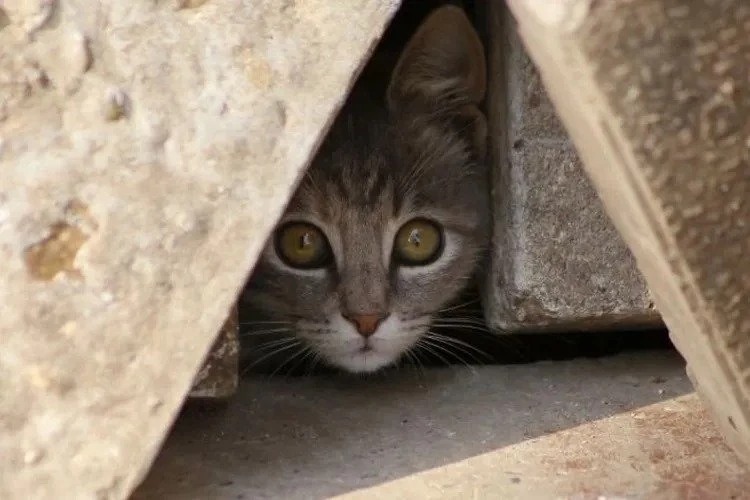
[237,0,674,377]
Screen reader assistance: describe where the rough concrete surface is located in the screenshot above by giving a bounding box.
[482,6,661,333]
[0,1,399,498]
[507,0,750,463]
[189,303,239,400]
[133,351,750,499]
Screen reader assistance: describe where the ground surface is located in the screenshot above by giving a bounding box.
[133,351,749,499]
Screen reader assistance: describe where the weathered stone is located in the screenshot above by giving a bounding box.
[0,1,399,498]
[482,6,661,332]
[508,0,750,462]
[188,304,239,401]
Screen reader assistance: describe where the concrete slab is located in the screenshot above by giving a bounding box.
[188,303,239,400]
[506,0,750,464]
[133,351,748,499]
[0,1,398,497]
[481,6,661,333]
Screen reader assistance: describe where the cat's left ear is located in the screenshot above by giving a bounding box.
[387,5,487,156]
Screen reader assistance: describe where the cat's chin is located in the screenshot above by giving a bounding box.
[326,350,399,374]
[302,313,423,374]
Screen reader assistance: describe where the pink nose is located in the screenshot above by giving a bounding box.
[343,313,388,338]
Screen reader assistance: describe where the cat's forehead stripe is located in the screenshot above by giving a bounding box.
[296,129,475,220]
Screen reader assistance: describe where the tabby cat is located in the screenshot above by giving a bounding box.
[241,5,489,374]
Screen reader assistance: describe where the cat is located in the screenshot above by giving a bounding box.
[241,5,489,374]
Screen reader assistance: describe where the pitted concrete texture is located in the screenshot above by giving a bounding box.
[0,1,399,498]
[507,0,750,463]
[133,351,749,499]
[482,7,661,333]
[189,304,239,400]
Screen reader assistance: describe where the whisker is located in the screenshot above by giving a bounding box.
[241,340,301,376]
[269,345,310,379]
[403,348,425,375]
[420,339,477,374]
[411,348,429,372]
[438,298,481,313]
[436,310,486,318]
[436,317,486,325]
[431,324,491,334]
[433,318,489,328]
[416,340,455,369]
[289,347,319,378]
[300,348,324,377]
[240,327,294,338]
[426,332,490,363]
[434,315,488,324]
[307,352,322,377]
[252,337,298,353]
[429,332,490,354]
[435,314,487,322]
[459,332,528,360]
[424,337,479,365]
[287,345,322,379]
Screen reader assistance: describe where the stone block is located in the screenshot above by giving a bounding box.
[0,1,399,498]
[482,6,661,332]
[507,0,750,463]
[188,304,239,401]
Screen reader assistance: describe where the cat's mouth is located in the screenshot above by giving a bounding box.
[300,314,427,374]
[315,337,404,374]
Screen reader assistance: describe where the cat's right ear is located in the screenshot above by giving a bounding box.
[387,5,486,155]
[387,6,486,112]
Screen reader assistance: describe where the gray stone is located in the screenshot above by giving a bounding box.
[507,0,750,463]
[482,8,661,332]
[0,1,399,498]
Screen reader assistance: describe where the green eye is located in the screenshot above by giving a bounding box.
[275,222,332,269]
[393,219,443,266]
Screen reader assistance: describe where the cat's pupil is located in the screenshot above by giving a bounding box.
[298,232,312,250]
[408,229,421,247]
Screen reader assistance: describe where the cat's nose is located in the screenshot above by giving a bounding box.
[343,313,389,338]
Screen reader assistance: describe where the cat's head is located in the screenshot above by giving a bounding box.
[244,6,488,373]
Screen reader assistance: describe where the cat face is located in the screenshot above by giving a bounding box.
[243,6,488,373]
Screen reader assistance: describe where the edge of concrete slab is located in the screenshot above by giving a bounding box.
[507,0,750,462]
